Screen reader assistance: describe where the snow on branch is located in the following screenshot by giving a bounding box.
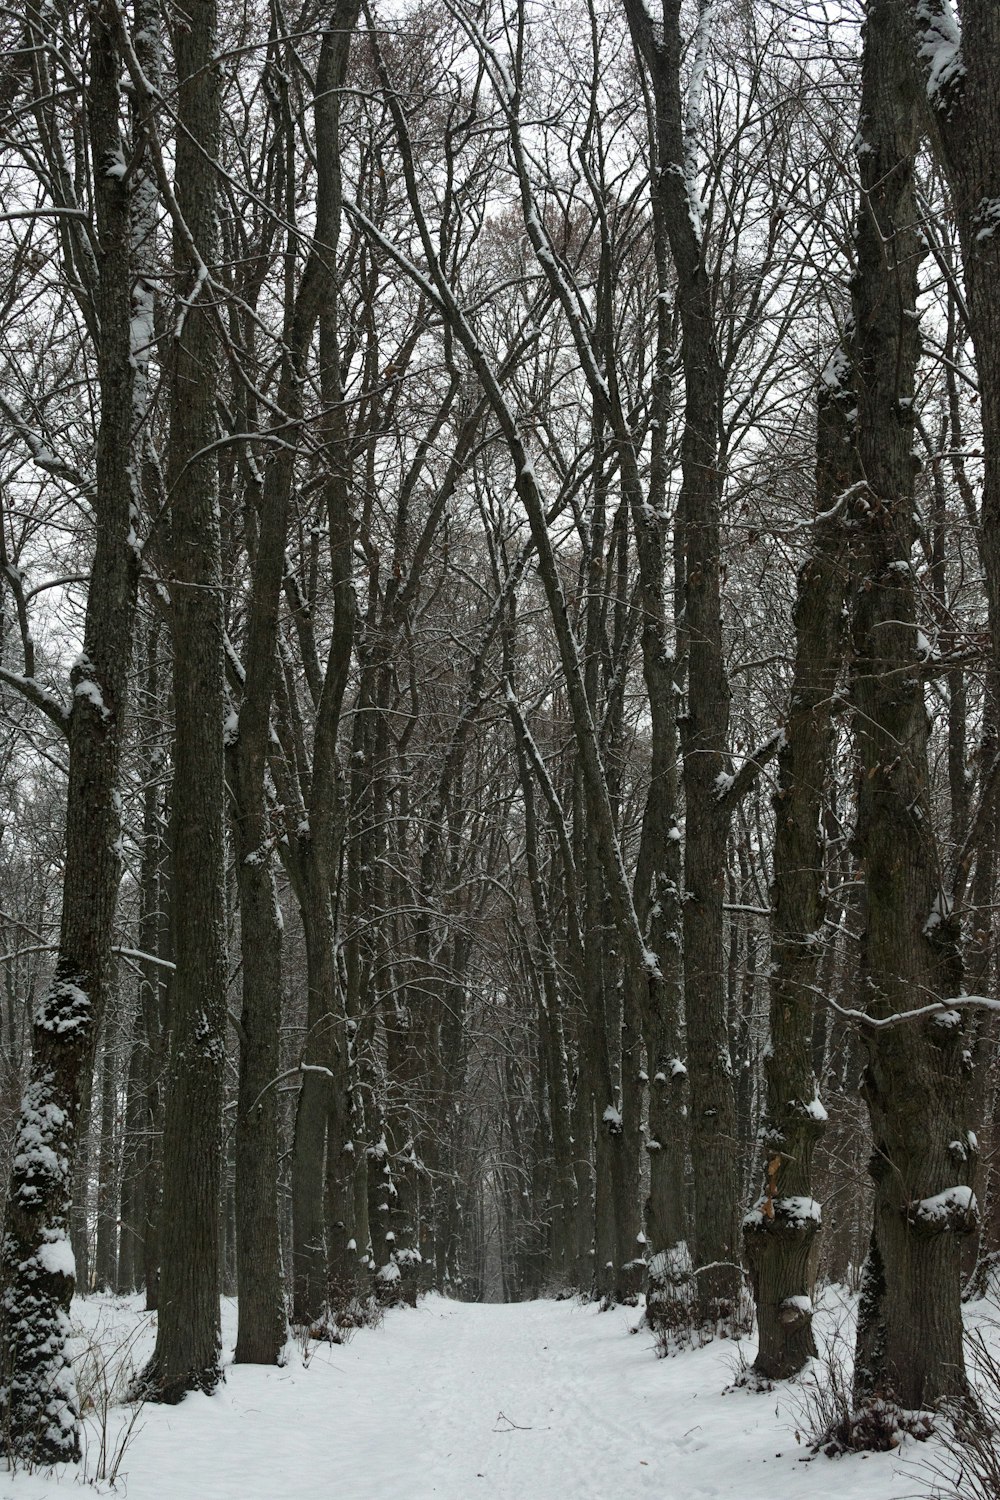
[812,987,1000,1032]
[0,665,70,733]
[683,0,719,243]
[0,392,96,503]
[112,946,177,971]
[714,727,784,810]
[907,1184,977,1233]
[915,0,964,106]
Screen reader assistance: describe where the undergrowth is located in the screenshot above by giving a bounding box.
[920,1322,1000,1499]
[73,1304,151,1488]
[295,1294,383,1365]
[792,1305,934,1457]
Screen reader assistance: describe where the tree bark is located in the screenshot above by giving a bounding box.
[849,0,972,1409]
[906,0,1000,711]
[744,355,855,1380]
[142,0,227,1404]
[0,0,140,1459]
[623,0,739,1324]
[94,1013,119,1291]
[281,1,360,1328]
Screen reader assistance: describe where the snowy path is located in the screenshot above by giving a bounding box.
[0,1295,939,1499]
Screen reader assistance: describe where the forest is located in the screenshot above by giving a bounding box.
[0,0,997,1489]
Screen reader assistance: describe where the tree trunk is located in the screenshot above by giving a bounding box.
[70,1082,93,1295]
[141,795,169,1314]
[232,839,287,1361]
[324,967,361,1315]
[623,0,739,1325]
[849,0,972,1409]
[94,1015,119,1292]
[744,349,855,1380]
[142,0,227,1403]
[907,0,1000,729]
[0,0,140,1458]
[118,999,145,1294]
[906,0,1000,1312]
[290,876,334,1325]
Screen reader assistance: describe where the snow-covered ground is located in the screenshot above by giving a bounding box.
[0,1290,983,1498]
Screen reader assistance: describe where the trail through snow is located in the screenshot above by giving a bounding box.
[0,1294,954,1498]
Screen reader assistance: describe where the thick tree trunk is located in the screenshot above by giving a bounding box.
[379,1083,421,1306]
[907,0,1000,1307]
[570,1023,595,1291]
[612,978,644,1304]
[0,0,139,1459]
[132,625,168,1312]
[143,0,227,1404]
[433,942,468,1293]
[623,0,739,1325]
[635,686,687,1326]
[907,0,1000,718]
[630,482,687,1320]
[743,354,855,1380]
[232,840,287,1361]
[324,977,361,1315]
[290,877,335,1326]
[282,2,360,1329]
[346,669,382,1285]
[636,637,688,1322]
[377,943,423,1308]
[849,0,972,1409]
[588,868,617,1303]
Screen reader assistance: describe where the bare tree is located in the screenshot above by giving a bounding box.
[848,0,972,1410]
[743,347,855,1379]
[141,0,228,1403]
[0,0,141,1458]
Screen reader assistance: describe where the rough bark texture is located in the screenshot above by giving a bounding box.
[623,0,739,1325]
[849,0,972,1410]
[632,144,687,1326]
[743,363,855,1380]
[226,25,337,1358]
[142,0,227,1404]
[230,809,287,1363]
[907,0,1000,707]
[290,940,332,1328]
[907,14,1000,1301]
[141,735,170,1314]
[69,1087,92,1294]
[284,2,360,1329]
[0,0,139,1460]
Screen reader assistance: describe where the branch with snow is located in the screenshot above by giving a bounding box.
[0,665,70,733]
[915,0,964,108]
[0,392,96,503]
[811,986,1000,1032]
[683,0,719,243]
[715,728,784,811]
